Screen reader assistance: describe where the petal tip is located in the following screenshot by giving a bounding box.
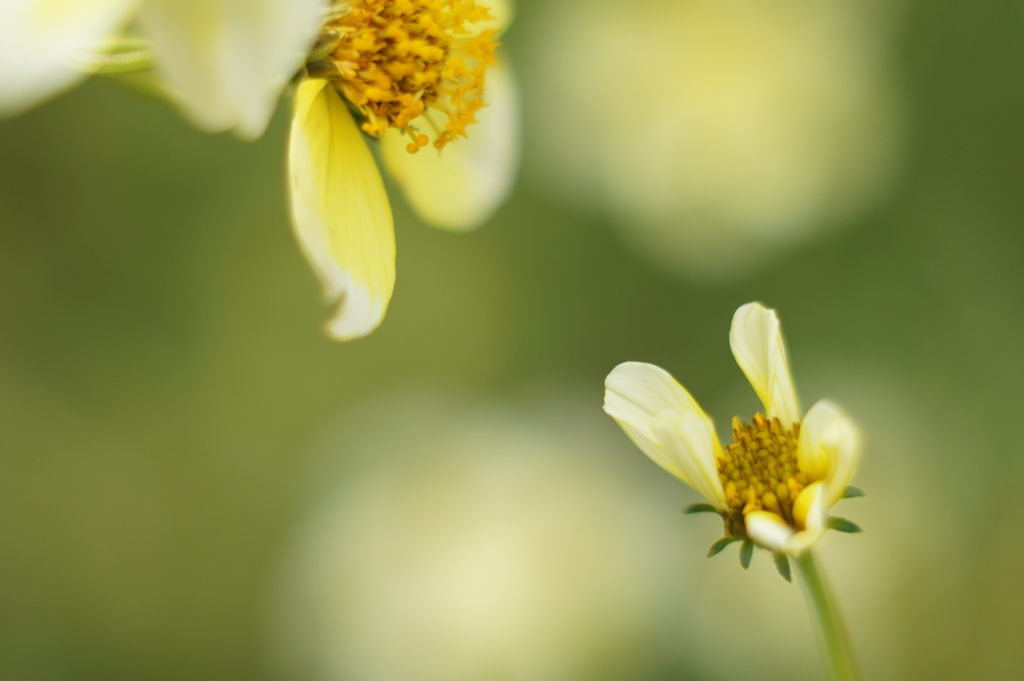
[729,301,800,425]
[322,280,389,342]
[744,510,794,552]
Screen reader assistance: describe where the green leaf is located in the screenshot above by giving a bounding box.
[707,536,741,558]
[828,517,863,533]
[841,486,866,499]
[682,503,718,515]
[739,540,754,569]
[774,552,792,582]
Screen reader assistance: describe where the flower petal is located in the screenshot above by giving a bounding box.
[0,0,139,117]
[139,0,324,138]
[653,410,727,507]
[729,302,801,426]
[604,362,724,495]
[798,400,860,506]
[785,481,828,553]
[381,61,520,232]
[744,511,794,552]
[288,78,395,341]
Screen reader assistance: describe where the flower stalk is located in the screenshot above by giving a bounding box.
[794,551,860,681]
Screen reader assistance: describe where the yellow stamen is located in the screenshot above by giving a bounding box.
[314,0,499,152]
[718,414,804,526]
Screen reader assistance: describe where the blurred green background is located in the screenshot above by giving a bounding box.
[2,0,1023,680]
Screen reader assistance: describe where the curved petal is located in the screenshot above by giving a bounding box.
[0,0,139,117]
[798,400,860,506]
[653,410,727,507]
[381,61,520,231]
[729,302,801,427]
[139,0,324,139]
[603,362,723,488]
[745,511,794,552]
[786,481,828,553]
[747,481,829,555]
[288,78,395,341]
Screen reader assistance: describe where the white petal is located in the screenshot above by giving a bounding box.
[748,482,829,555]
[0,0,139,117]
[653,410,727,507]
[381,61,520,231]
[798,400,860,506]
[288,78,395,341]
[785,481,828,553]
[604,362,724,496]
[139,0,325,139]
[744,511,794,552]
[729,302,801,426]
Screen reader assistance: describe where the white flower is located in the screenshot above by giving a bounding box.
[0,0,325,139]
[1,0,520,342]
[603,302,861,556]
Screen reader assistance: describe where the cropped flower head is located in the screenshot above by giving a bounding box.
[1,0,520,342]
[603,303,862,562]
[289,0,519,340]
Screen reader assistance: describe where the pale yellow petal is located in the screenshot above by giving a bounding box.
[786,481,828,553]
[798,400,860,506]
[139,0,325,138]
[653,410,727,507]
[0,0,139,116]
[381,61,519,231]
[747,482,829,555]
[797,400,835,480]
[288,78,395,341]
[604,362,722,488]
[729,302,801,426]
[744,511,794,552]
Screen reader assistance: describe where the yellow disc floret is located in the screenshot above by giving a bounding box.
[717,414,811,532]
[312,0,499,153]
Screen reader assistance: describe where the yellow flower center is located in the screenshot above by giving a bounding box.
[314,0,499,153]
[717,414,810,529]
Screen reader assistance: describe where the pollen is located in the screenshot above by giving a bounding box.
[313,0,499,153]
[717,414,810,527]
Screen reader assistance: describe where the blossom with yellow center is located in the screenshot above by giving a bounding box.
[603,302,861,563]
[289,0,518,340]
[1,0,519,342]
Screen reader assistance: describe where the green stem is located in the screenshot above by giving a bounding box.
[794,551,860,681]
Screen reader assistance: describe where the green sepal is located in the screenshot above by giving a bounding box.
[828,517,863,533]
[682,503,718,515]
[841,486,866,499]
[739,540,754,569]
[74,38,156,75]
[707,536,741,558]
[773,552,792,582]
[307,30,342,63]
